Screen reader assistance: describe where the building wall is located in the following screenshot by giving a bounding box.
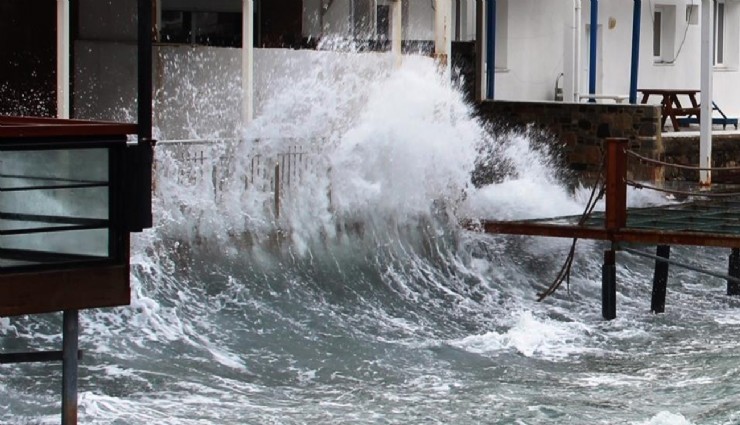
[477,100,664,182]
[493,1,571,101]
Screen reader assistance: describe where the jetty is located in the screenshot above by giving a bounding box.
[468,138,740,320]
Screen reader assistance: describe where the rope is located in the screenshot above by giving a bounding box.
[537,154,606,302]
[626,150,740,172]
[626,180,740,198]
[624,247,740,284]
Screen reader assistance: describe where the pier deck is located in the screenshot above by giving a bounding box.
[468,138,740,319]
[477,198,740,248]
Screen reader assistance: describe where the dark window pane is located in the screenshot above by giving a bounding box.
[653,11,662,57]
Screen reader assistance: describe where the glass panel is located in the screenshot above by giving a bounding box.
[0,148,111,268]
[160,10,241,47]
[717,2,725,64]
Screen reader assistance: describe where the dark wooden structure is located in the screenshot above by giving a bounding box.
[469,138,740,320]
[0,116,138,316]
[1,1,153,424]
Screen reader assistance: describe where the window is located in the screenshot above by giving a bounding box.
[653,10,662,58]
[714,0,726,65]
[159,0,243,47]
[653,5,676,63]
[686,4,699,25]
[160,11,242,47]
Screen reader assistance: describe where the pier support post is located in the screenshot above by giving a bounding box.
[62,310,78,425]
[605,138,628,231]
[651,245,670,313]
[602,248,617,320]
[728,248,740,295]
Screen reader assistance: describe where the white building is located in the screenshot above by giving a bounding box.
[2,1,737,125]
[304,0,738,117]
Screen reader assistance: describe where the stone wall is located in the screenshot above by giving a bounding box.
[477,100,664,182]
[663,134,740,183]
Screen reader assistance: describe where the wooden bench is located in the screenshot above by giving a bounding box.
[677,101,739,130]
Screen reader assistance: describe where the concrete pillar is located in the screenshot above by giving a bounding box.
[56,0,70,118]
[435,0,452,74]
[391,0,403,68]
[700,0,714,185]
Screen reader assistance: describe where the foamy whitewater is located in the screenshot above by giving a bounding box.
[2,51,740,425]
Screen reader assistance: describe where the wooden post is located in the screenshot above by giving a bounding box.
[651,245,670,313]
[605,138,627,232]
[602,248,617,320]
[728,248,740,295]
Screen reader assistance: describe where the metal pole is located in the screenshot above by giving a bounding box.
[138,0,152,141]
[629,0,641,104]
[699,0,713,185]
[574,0,582,102]
[728,248,740,295]
[274,163,280,219]
[455,0,461,41]
[588,0,598,101]
[475,0,483,102]
[486,0,496,99]
[602,248,617,320]
[61,310,79,425]
[651,245,670,313]
[134,0,154,231]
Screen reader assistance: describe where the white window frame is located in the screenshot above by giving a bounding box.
[653,5,676,64]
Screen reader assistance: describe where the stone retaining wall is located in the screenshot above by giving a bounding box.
[663,134,740,183]
[477,100,663,182]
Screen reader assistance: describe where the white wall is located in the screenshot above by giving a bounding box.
[493,1,571,101]
[487,0,740,117]
[597,0,740,117]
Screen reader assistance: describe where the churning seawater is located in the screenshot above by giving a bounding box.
[2,53,740,425]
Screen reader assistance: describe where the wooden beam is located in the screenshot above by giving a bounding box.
[0,265,130,317]
[472,220,740,248]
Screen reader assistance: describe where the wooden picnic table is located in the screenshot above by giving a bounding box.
[638,89,700,132]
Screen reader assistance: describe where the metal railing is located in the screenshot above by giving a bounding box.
[154,138,322,219]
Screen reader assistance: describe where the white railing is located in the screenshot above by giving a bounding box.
[154,139,322,219]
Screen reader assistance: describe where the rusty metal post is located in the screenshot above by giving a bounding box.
[728,248,740,295]
[605,138,628,232]
[602,248,617,320]
[62,310,78,425]
[651,245,670,313]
